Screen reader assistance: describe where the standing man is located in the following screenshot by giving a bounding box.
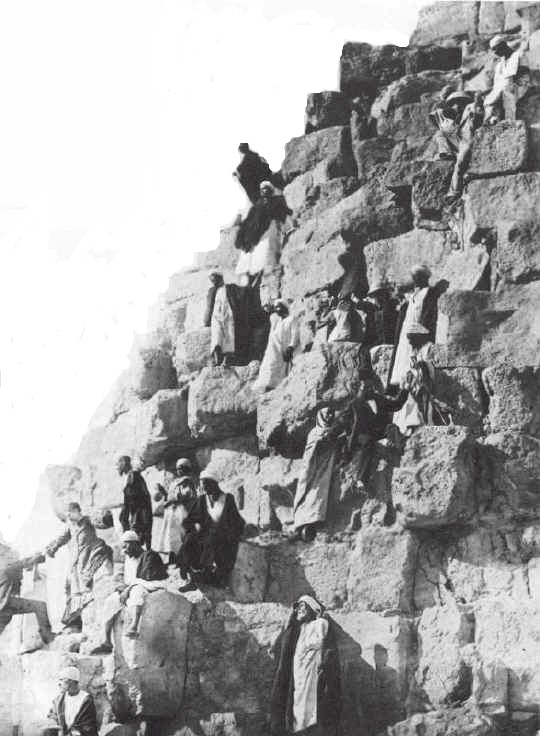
[270,595,341,736]
[118,456,153,549]
[42,665,98,736]
[484,34,527,124]
[90,531,168,654]
[233,143,274,205]
[254,300,300,391]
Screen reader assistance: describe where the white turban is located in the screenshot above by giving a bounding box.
[199,469,219,483]
[489,34,506,50]
[120,530,140,543]
[297,594,324,617]
[59,666,80,682]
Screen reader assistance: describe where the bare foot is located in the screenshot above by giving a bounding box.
[90,642,113,655]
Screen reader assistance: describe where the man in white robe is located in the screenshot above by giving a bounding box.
[484,34,527,124]
[254,299,300,391]
[211,283,235,366]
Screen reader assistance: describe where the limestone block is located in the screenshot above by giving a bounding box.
[193,224,240,272]
[231,542,269,604]
[409,2,479,46]
[473,596,540,711]
[266,537,354,608]
[88,369,143,431]
[478,2,506,35]
[514,2,540,35]
[339,42,407,99]
[196,434,259,507]
[200,712,242,736]
[257,342,372,455]
[256,455,302,529]
[280,179,410,301]
[495,220,540,286]
[468,121,528,179]
[411,159,454,225]
[283,173,360,225]
[175,327,211,374]
[347,528,418,613]
[463,173,540,243]
[461,642,509,712]
[107,590,191,720]
[486,430,540,520]
[364,228,490,293]
[518,92,540,169]
[280,126,356,185]
[371,71,460,120]
[377,99,436,142]
[434,367,485,432]
[435,284,540,367]
[43,463,84,520]
[352,137,394,186]
[389,704,498,736]
[482,365,540,435]
[406,46,462,74]
[393,426,477,529]
[188,365,259,442]
[128,332,177,401]
[304,91,350,133]
[370,343,394,388]
[383,137,439,191]
[415,602,475,707]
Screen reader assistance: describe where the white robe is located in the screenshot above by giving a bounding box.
[390,287,429,385]
[293,617,329,732]
[155,503,190,555]
[293,423,336,530]
[235,219,284,277]
[255,313,299,390]
[393,342,435,435]
[211,285,235,353]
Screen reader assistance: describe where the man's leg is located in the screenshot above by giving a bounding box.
[90,591,122,654]
[7,596,53,644]
[125,585,148,638]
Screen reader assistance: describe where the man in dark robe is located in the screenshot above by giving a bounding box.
[176,470,245,591]
[203,272,225,328]
[270,595,341,736]
[362,281,399,346]
[233,143,274,204]
[42,665,98,736]
[235,183,293,255]
[117,456,153,549]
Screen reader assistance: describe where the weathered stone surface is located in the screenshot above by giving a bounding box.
[463,173,540,243]
[175,327,211,374]
[376,99,436,142]
[517,91,540,169]
[484,431,540,519]
[473,597,540,712]
[393,426,477,529]
[304,91,350,133]
[352,136,394,186]
[188,365,259,442]
[482,365,540,435]
[280,179,410,301]
[339,42,407,99]
[495,219,540,286]
[384,136,439,191]
[256,455,302,530]
[193,225,240,272]
[42,463,84,519]
[468,121,528,179]
[107,590,191,720]
[434,367,486,432]
[128,332,177,401]
[88,369,143,431]
[435,284,540,367]
[364,228,490,293]
[478,2,506,35]
[410,2,479,46]
[266,537,353,608]
[414,602,474,707]
[411,159,454,225]
[148,267,217,339]
[389,704,498,736]
[280,126,356,185]
[257,342,372,455]
[231,541,269,604]
[347,528,418,613]
[371,71,459,121]
[283,173,360,225]
[406,46,462,74]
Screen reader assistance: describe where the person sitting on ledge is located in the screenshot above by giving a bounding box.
[176,470,245,591]
[90,531,167,654]
[117,455,153,550]
[0,537,53,652]
[41,665,98,736]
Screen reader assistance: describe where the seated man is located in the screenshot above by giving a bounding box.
[0,539,53,650]
[176,470,245,591]
[90,531,167,654]
[41,665,98,736]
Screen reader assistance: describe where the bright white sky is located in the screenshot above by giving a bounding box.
[0,0,427,540]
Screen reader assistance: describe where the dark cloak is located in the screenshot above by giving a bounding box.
[225,283,251,365]
[47,691,98,736]
[135,549,168,581]
[235,195,292,253]
[269,612,341,736]
[236,150,274,204]
[119,470,153,549]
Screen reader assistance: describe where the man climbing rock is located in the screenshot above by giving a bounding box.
[117,455,153,550]
[254,299,300,391]
[90,530,167,653]
[41,665,98,736]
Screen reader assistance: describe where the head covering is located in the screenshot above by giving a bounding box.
[316,406,334,429]
[406,322,430,336]
[199,469,219,483]
[59,666,80,682]
[297,594,324,617]
[176,457,193,470]
[120,530,140,544]
[260,180,275,194]
[410,264,431,279]
[368,280,390,296]
[445,91,472,105]
[490,34,506,50]
[238,142,249,153]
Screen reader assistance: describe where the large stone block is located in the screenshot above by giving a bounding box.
[482,365,540,435]
[484,431,540,520]
[193,225,240,273]
[371,71,460,121]
[88,369,143,431]
[473,596,540,712]
[414,602,475,707]
[188,365,259,442]
[128,332,177,400]
[283,173,360,226]
[376,99,436,143]
[384,136,439,191]
[339,42,407,99]
[435,284,540,367]
[175,327,211,374]
[411,159,454,226]
[148,267,217,339]
[304,91,350,133]
[280,179,410,301]
[406,46,462,74]
[410,2,479,46]
[478,2,506,35]
[463,173,540,243]
[257,342,372,455]
[468,121,528,179]
[389,704,498,736]
[255,455,302,530]
[347,528,418,613]
[280,126,356,185]
[434,367,486,432]
[495,220,540,286]
[352,137,394,186]
[107,590,191,720]
[231,541,269,604]
[393,426,477,529]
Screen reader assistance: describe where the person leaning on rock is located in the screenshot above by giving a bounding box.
[90,530,167,654]
[117,455,153,550]
[41,665,98,736]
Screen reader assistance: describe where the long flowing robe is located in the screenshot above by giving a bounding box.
[327,303,366,343]
[389,286,439,386]
[270,613,341,736]
[119,470,153,549]
[155,496,195,556]
[255,313,300,391]
[293,410,339,531]
[47,691,98,736]
[211,285,235,354]
[235,150,274,204]
[235,194,292,277]
[46,517,113,626]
